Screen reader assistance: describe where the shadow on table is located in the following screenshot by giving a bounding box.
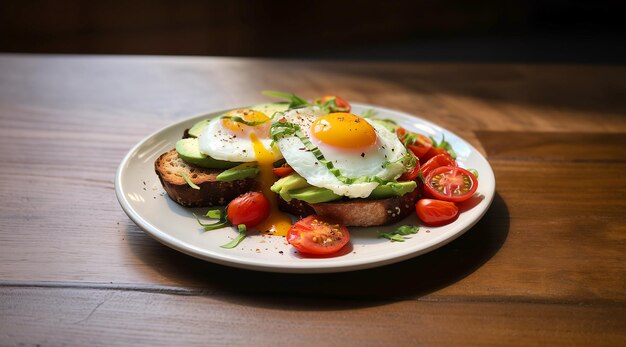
[126,192,509,310]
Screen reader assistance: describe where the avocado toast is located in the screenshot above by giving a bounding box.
[155,102,289,207]
[155,95,422,226]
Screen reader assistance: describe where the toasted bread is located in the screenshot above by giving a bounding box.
[278,187,421,226]
[155,149,256,207]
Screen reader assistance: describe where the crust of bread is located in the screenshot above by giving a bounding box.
[278,186,421,227]
[154,149,256,207]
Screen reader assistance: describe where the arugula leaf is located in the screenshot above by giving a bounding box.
[206,209,222,219]
[221,224,247,249]
[318,98,337,113]
[178,172,200,190]
[193,209,230,231]
[468,168,479,179]
[430,134,457,159]
[378,225,419,242]
[262,90,310,109]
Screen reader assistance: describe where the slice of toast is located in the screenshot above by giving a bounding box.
[278,187,421,227]
[155,149,257,207]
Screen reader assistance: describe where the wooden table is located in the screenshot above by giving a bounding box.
[1,54,625,346]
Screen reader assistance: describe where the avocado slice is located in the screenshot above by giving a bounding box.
[368,181,417,199]
[175,138,240,169]
[289,186,342,204]
[271,174,311,201]
[187,119,212,138]
[371,118,398,133]
[187,102,290,138]
[215,162,259,182]
[273,173,417,203]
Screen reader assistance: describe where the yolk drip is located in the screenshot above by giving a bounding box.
[222,109,270,134]
[311,112,377,149]
[250,133,292,236]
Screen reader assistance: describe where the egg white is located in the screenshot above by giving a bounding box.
[198,116,281,162]
[277,108,409,198]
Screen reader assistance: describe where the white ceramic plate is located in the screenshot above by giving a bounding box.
[115,103,495,273]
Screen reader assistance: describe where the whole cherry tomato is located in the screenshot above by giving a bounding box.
[415,199,459,226]
[227,192,270,228]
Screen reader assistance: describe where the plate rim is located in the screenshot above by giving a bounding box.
[115,102,496,273]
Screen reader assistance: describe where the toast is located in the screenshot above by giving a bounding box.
[155,149,256,207]
[278,187,421,227]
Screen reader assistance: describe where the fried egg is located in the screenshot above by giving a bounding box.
[198,109,281,162]
[199,108,292,235]
[276,108,409,198]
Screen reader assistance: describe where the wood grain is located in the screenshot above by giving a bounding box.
[2,286,625,347]
[1,54,625,346]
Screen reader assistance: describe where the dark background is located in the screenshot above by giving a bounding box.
[1,0,624,63]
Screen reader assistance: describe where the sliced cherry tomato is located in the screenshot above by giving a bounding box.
[317,95,351,112]
[420,153,457,178]
[227,192,270,228]
[399,154,421,181]
[416,199,459,226]
[396,128,433,159]
[421,146,449,162]
[424,166,478,202]
[287,215,350,255]
[272,164,294,177]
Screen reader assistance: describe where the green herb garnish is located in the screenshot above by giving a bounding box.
[221,115,269,126]
[317,98,337,113]
[430,134,457,159]
[360,109,378,118]
[468,168,479,179]
[262,90,310,109]
[193,208,229,231]
[417,171,425,182]
[221,224,247,249]
[378,225,419,242]
[178,172,200,190]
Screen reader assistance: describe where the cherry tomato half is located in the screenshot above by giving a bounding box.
[416,199,459,226]
[317,95,351,113]
[227,192,270,228]
[287,215,350,255]
[272,164,294,177]
[420,153,457,178]
[424,166,478,202]
[396,128,433,159]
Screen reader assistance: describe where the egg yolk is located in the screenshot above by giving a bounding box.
[311,113,377,149]
[222,109,270,134]
[250,133,292,236]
